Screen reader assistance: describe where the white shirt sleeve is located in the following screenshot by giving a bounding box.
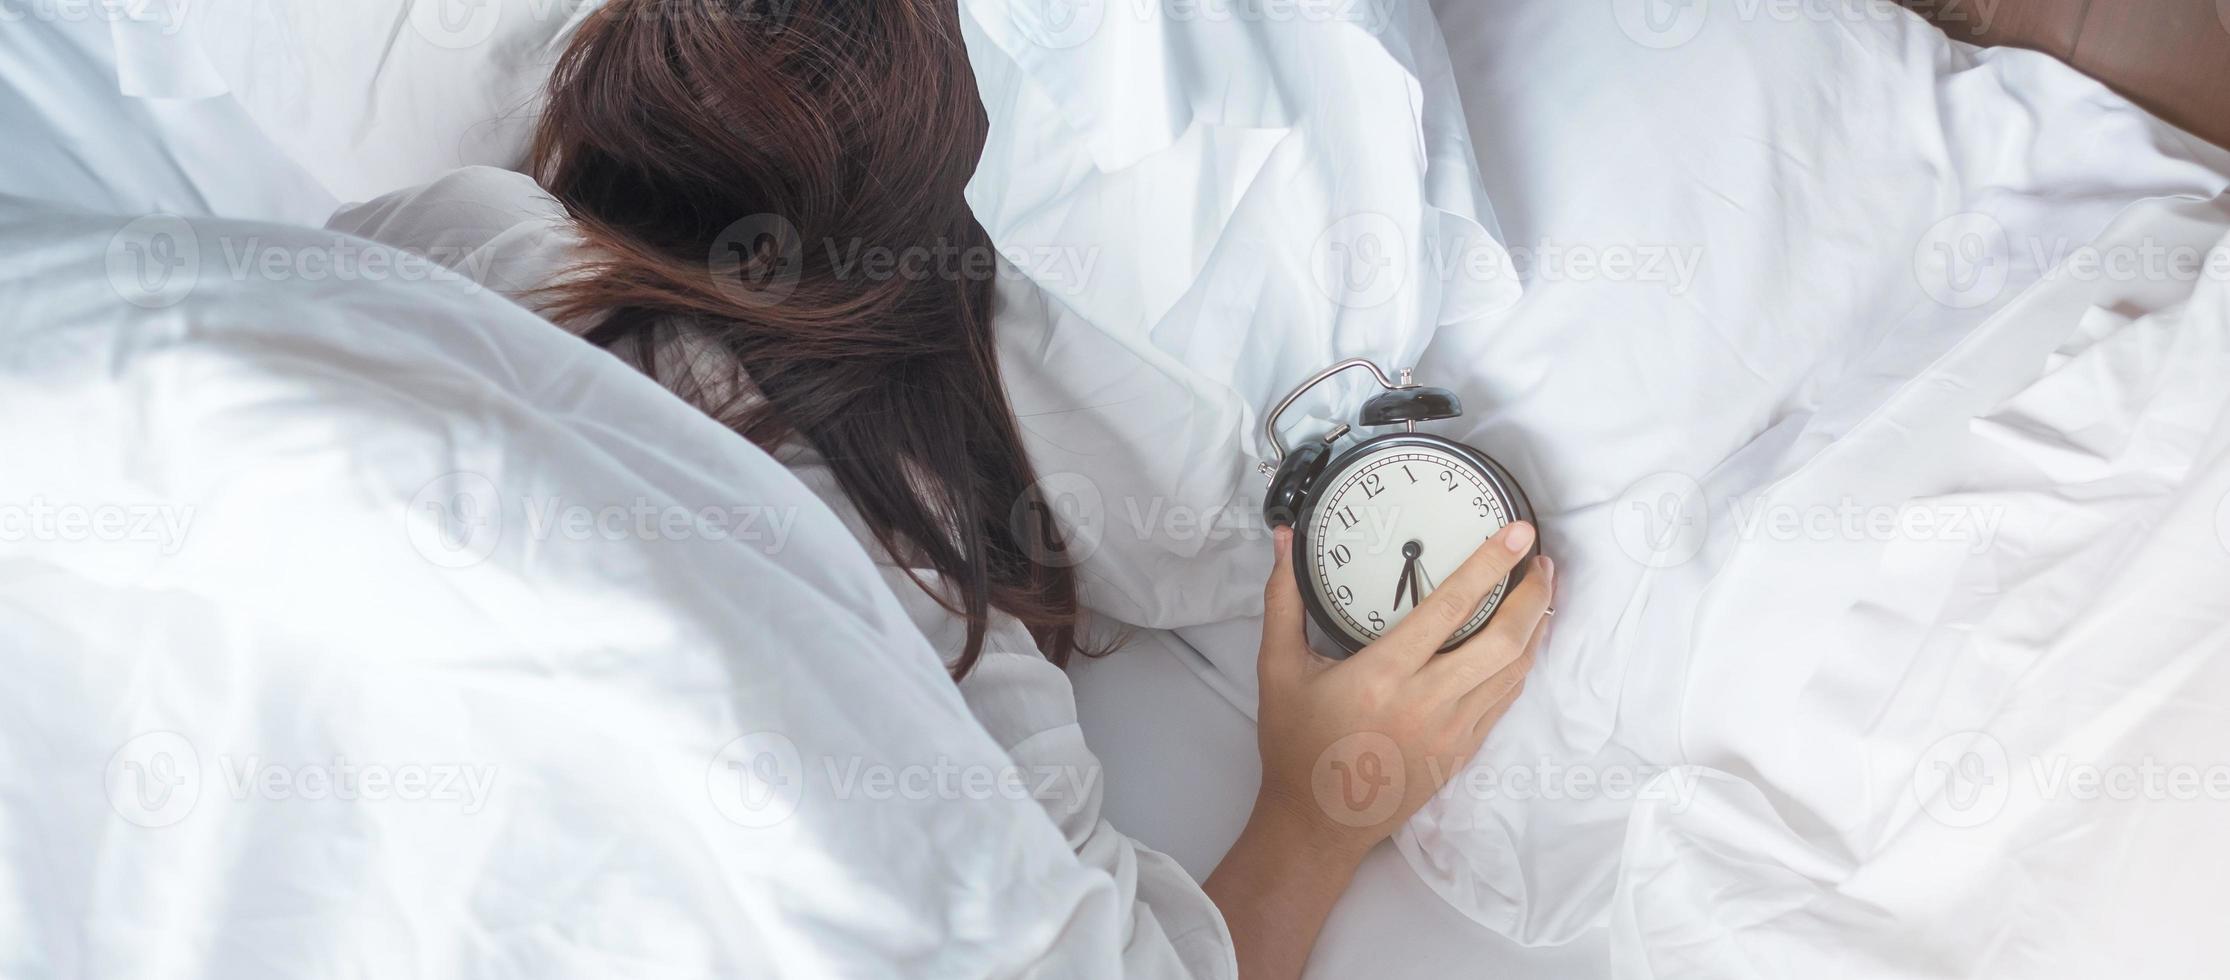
[795,457,1242,980]
[330,168,1239,980]
[956,639,1240,980]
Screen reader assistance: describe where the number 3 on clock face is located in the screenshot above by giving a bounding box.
[1296,436,1520,653]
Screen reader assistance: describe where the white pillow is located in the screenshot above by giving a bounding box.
[0,17,335,226]
[175,0,603,202]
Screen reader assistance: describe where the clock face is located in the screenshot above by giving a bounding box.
[1298,436,1517,652]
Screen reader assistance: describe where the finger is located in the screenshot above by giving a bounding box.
[1258,526,1310,673]
[1430,555,1553,690]
[1368,521,1537,671]
[1455,613,1546,721]
[1470,677,1526,739]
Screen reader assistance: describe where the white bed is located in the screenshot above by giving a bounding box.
[8,1,2230,978]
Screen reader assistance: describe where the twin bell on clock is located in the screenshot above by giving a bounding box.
[1259,359,1538,656]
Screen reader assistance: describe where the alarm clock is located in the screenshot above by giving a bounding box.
[1260,359,1537,656]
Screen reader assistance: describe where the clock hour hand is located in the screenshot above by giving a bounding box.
[1391,540,1424,610]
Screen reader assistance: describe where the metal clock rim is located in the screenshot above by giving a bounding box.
[1290,431,1538,655]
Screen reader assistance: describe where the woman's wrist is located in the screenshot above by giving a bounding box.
[1245,787,1378,873]
[1204,792,1376,980]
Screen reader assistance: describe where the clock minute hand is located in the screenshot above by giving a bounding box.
[1391,555,1416,610]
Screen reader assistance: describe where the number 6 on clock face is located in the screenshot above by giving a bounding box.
[1294,434,1533,654]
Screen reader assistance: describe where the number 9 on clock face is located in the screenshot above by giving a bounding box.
[1294,435,1528,654]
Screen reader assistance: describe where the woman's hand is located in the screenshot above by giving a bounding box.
[1254,520,1551,856]
[1205,521,1552,980]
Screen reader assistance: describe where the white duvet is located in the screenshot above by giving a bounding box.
[0,199,1156,978]
[1602,192,2230,980]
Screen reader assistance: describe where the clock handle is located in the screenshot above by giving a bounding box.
[1259,358,1412,475]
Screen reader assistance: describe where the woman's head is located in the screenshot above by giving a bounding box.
[528,0,1083,674]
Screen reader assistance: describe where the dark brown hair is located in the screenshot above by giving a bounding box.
[526,0,1082,675]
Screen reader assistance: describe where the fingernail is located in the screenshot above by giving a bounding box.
[1540,555,1555,581]
[1501,522,1535,553]
[1274,526,1292,549]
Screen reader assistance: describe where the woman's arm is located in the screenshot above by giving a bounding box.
[1205,522,1552,980]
